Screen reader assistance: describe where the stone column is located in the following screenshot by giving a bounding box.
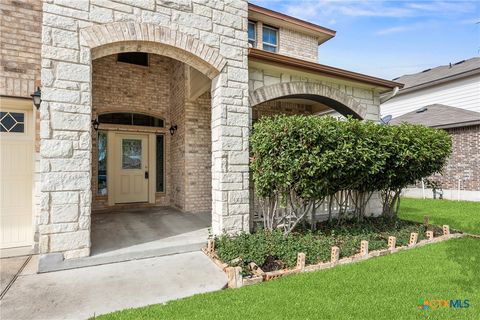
[39,18,93,260]
[211,1,250,234]
[210,71,250,235]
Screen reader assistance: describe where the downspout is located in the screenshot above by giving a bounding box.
[380,86,400,104]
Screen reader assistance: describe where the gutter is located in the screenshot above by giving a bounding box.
[433,120,480,130]
[248,3,336,38]
[380,86,400,104]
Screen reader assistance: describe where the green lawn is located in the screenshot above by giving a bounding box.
[98,198,480,319]
[99,237,480,320]
[399,198,480,234]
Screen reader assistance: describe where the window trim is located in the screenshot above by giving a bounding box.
[248,20,257,47]
[262,25,278,53]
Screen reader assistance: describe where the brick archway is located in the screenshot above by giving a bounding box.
[249,82,367,119]
[80,22,227,79]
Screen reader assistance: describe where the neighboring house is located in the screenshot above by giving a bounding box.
[381,57,480,117]
[0,0,400,270]
[381,58,480,201]
[390,105,480,201]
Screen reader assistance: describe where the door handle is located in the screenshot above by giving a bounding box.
[145,171,149,179]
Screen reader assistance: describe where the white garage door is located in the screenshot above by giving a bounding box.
[0,98,34,249]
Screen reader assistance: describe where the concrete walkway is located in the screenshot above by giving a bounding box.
[0,252,227,320]
[1,256,30,296]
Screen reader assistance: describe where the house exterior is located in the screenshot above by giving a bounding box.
[0,0,400,267]
[381,58,480,201]
[390,105,480,201]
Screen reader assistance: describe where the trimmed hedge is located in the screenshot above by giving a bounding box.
[250,115,452,226]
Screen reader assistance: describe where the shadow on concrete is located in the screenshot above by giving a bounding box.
[92,207,210,255]
[38,207,211,272]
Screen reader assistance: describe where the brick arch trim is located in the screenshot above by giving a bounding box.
[249,82,367,119]
[80,22,227,79]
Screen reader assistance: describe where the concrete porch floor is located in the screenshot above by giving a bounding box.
[39,207,211,272]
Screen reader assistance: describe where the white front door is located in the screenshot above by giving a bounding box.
[114,134,149,203]
[0,99,34,249]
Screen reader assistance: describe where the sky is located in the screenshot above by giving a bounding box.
[250,0,480,80]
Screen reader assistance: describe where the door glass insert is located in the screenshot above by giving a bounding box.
[97,131,107,195]
[0,112,25,133]
[122,139,142,169]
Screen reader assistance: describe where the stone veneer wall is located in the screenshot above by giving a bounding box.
[39,0,250,259]
[249,66,381,121]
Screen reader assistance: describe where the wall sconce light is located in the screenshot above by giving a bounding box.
[91,118,100,131]
[169,125,178,136]
[31,87,42,110]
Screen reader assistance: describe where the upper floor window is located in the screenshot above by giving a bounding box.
[248,21,256,47]
[262,25,278,53]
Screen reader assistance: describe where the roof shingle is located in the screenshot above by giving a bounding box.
[390,104,480,129]
[393,57,480,90]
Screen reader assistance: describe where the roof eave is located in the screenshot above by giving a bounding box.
[248,48,403,90]
[248,3,336,43]
[432,120,480,129]
[394,68,480,97]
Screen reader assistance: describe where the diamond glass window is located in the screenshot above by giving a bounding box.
[0,112,25,133]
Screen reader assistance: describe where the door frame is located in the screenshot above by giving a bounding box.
[0,97,35,250]
[106,131,157,205]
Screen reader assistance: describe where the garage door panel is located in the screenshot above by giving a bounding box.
[1,214,32,247]
[2,178,32,208]
[1,143,30,171]
[0,105,34,249]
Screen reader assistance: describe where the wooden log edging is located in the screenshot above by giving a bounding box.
[203,226,466,288]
